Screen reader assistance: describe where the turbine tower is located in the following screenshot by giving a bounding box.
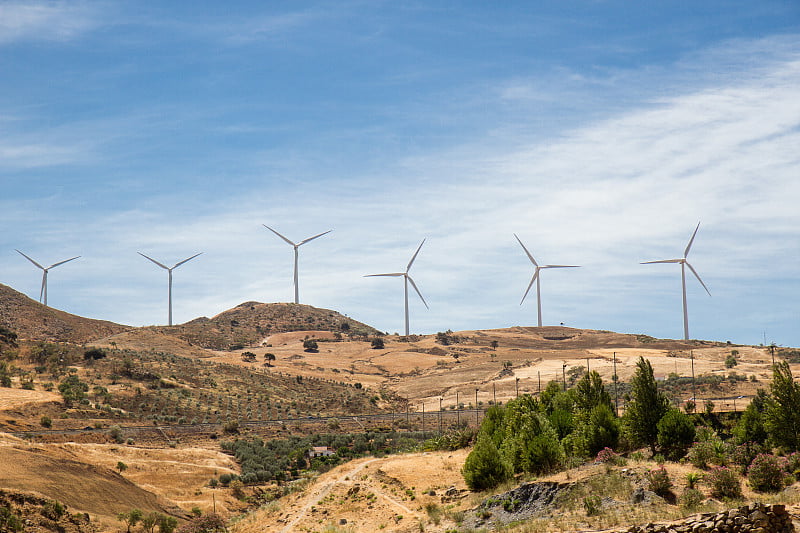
[15,250,80,307]
[514,234,579,328]
[263,225,332,304]
[641,222,711,341]
[365,239,429,336]
[138,252,202,326]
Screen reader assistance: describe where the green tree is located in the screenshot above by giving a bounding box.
[624,357,669,454]
[657,408,696,460]
[765,362,800,451]
[58,374,88,407]
[117,508,143,533]
[370,338,385,349]
[733,389,768,444]
[569,404,619,457]
[303,339,318,352]
[264,353,276,366]
[158,514,179,533]
[0,361,12,387]
[140,511,160,533]
[500,395,563,474]
[574,371,612,413]
[478,404,506,448]
[461,434,509,490]
[117,461,128,474]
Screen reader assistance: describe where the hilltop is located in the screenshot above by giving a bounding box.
[158,301,381,350]
[0,283,129,344]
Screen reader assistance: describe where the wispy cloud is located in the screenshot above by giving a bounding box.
[0,1,98,44]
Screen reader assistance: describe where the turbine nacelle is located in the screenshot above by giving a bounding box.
[641,222,711,340]
[16,249,80,306]
[365,239,429,335]
[263,225,331,304]
[514,234,579,327]
[139,251,202,326]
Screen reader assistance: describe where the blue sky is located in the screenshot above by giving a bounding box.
[1,1,798,346]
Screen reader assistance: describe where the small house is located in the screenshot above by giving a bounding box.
[308,446,335,459]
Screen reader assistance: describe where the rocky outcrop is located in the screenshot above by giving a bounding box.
[620,502,794,533]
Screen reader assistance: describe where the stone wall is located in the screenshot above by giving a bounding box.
[621,502,794,533]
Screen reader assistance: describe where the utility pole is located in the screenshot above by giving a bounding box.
[493,382,496,405]
[586,357,590,374]
[691,350,696,409]
[562,362,567,391]
[515,377,520,398]
[439,397,443,434]
[538,371,541,394]
[422,403,425,433]
[613,351,619,417]
[456,391,460,426]
[475,389,479,427]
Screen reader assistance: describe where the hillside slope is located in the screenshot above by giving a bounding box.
[0,284,129,343]
[154,301,380,350]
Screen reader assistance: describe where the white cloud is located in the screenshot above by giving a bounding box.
[0,1,97,44]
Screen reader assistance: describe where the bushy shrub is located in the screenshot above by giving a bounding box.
[657,409,695,460]
[729,441,768,474]
[175,513,227,533]
[462,435,509,491]
[687,441,716,469]
[595,447,625,466]
[644,466,672,497]
[785,451,800,476]
[747,454,786,493]
[680,488,704,510]
[706,467,742,499]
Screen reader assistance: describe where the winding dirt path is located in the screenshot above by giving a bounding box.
[279,457,419,533]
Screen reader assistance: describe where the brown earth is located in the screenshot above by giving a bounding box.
[0,283,129,344]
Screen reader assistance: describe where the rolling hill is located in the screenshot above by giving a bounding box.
[0,283,129,344]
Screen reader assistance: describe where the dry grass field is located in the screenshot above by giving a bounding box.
[2,286,798,532]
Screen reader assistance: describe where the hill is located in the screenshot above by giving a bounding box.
[0,283,129,344]
[140,301,381,350]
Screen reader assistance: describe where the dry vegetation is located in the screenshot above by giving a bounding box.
[1,283,798,532]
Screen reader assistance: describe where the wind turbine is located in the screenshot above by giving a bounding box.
[138,252,202,326]
[15,250,80,307]
[365,239,429,336]
[263,225,331,304]
[514,235,579,328]
[641,222,711,341]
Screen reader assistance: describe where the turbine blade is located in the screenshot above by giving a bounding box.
[685,261,711,296]
[520,270,539,305]
[298,230,332,246]
[407,275,429,309]
[406,239,426,272]
[263,225,295,246]
[138,252,169,270]
[684,222,701,258]
[542,264,580,268]
[16,250,44,270]
[514,234,538,267]
[48,256,80,269]
[641,259,683,264]
[173,252,203,269]
[364,273,405,277]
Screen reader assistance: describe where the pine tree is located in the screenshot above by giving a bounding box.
[624,356,669,454]
[765,362,800,451]
[462,434,509,490]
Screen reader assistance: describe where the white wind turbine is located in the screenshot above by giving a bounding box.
[641,222,711,341]
[138,252,202,326]
[365,239,429,336]
[514,235,580,328]
[263,225,332,304]
[15,250,80,307]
